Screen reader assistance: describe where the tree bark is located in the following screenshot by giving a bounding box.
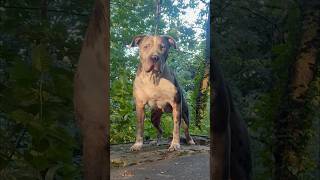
[195,39,210,128]
[74,0,109,179]
[195,7,210,127]
[274,1,320,179]
[195,51,210,127]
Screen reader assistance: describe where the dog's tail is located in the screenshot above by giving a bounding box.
[181,93,190,127]
[173,72,190,127]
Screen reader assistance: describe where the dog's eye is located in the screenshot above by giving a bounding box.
[143,44,150,49]
[160,45,166,50]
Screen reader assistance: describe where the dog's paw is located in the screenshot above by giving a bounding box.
[149,140,160,146]
[156,137,163,146]
[187,139,195,145]
[130,142,143,151]
[168,143,180,151]
[149,139,163,146]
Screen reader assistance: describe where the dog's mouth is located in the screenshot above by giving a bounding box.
[145,64,161,73]
[146,64,155,72]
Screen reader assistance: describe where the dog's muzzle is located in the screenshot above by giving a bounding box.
[145,55,161,72]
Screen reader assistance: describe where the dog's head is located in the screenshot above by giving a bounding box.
[129,35,176,73]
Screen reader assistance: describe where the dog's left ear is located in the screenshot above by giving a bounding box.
[129,35,146,47]
[162,35,177,49]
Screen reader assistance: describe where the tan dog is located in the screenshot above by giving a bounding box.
[129,35,195,151]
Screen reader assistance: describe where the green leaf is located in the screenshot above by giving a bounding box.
[9,60,38,86]
[34,137,50,153]
[9,110,34,125]
[32,43,51,72]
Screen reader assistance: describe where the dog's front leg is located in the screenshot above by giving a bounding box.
[168,103,181,151]
[130,102,145,151]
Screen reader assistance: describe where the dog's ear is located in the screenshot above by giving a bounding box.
[129,35,146,47]
[162,35,177,49]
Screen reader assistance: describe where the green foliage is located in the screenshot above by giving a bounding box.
[32,44,52,72]
[214,0,318,178]
[1,53,78,179]
[190,52,208,128]
[0,0,93,179]
[250,3,303,179]
[110,70,136,144]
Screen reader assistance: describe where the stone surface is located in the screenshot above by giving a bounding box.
[110,136,210,180]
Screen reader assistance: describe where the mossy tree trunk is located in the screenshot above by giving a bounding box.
[274,0,320,179]
[195,18,210,128]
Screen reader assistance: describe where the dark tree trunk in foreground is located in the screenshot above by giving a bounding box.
[274,1,320,179]
[210,60,252,180]
[74,0,109,179]
[210,2,252,179]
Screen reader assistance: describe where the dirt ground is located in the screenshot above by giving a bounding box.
[110,136,210,180]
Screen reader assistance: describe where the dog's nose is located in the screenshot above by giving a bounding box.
[151,55,159,62]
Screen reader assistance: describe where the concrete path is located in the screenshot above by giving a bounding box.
[111,153,209,180]
[110,136,210,180]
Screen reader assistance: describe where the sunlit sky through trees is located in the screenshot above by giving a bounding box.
[124,0,208,57]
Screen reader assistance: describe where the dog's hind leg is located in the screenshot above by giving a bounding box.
[151,108,163,146]
[182,101,195,145]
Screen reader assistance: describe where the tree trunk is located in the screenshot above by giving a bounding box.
[74,0,109,179]
[195,63,209,127]
[210,57,231,180]
[274,1,320,179]
[195,5,210,128]
[210,2,251,179]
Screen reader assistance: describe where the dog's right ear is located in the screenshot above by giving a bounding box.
[129,35,146,47]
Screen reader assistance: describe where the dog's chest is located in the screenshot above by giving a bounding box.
[134,76,177,110]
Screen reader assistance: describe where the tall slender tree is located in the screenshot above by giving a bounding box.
[274,0,320,179]
[74,0,109,179]
[210,1,252,179]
